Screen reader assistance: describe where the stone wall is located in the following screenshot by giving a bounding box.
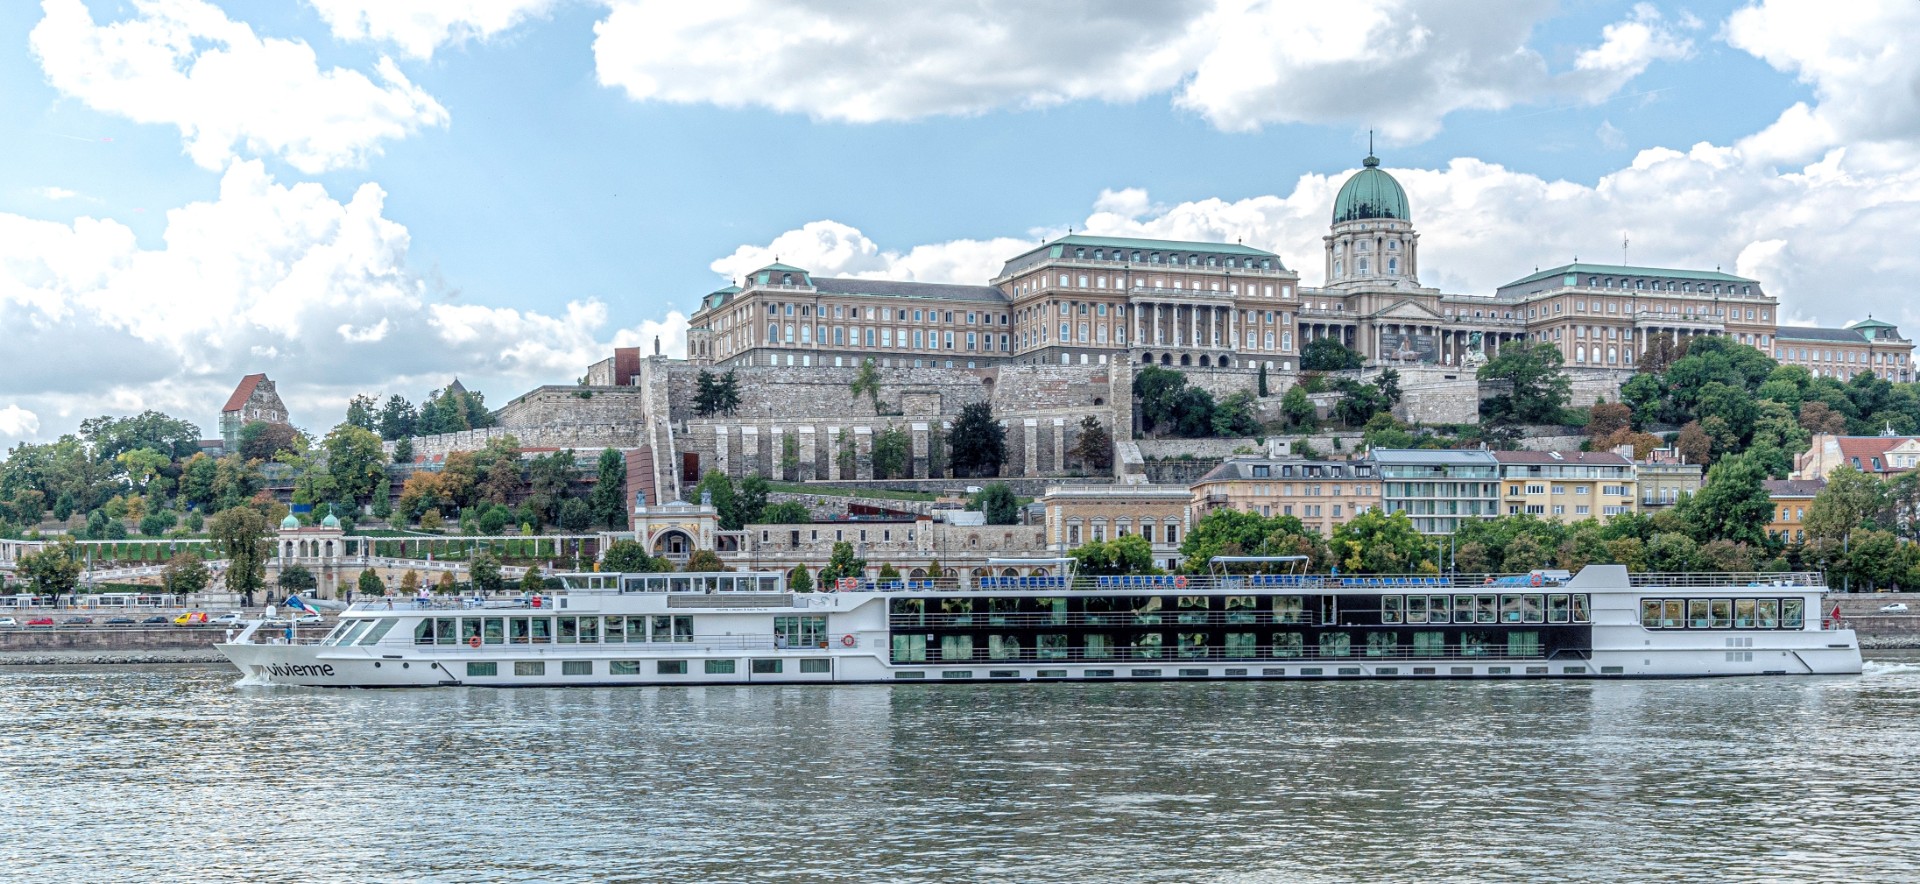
[496,385,651,428]
[1567,367,1637,405]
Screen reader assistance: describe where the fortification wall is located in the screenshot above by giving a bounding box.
[494,386,650,428]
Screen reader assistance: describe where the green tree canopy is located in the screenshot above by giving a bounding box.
[209,506,271,605]
[590,448,627,528]
[1328,509,1432,574]
[1678,452,1773,548]
[1069,534,1161,576]
[1301,338,1363,371]
[161,552,210,595]
[322,424,387,504]
[971,482,1020,525]
[1477,341,1571,426]
[818,541,867,585]
[949,403,1006,477]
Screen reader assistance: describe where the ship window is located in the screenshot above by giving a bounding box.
[1366,632,1399,657]
[1454,595,1475,624]
[1273,595,1305,624]
[1381,595,1403,624]
[1734,599,1757,629]
[1572,594,1590,623]
[940,597,975,626]
[1080,597,1115,626]
[1547,594,1569,623]
[601,617,624,643]
[1177,633,1209,659]
[1522,594,1545,624]
[1132,596,1164,625]
[1084,634,1116,659]
[1756,598,1780,629]
[1782,599,1805,629]
[1412,632,1445,657]
[1500,595,1523,624]
[331,621,371,646]
[1710,599,1733,629]
[989,635,1023,661]
[1225,596,1257,623]
[1507,632,1540,657]
[530,618,552,644]
[357,619,396,646]
[890,597,927,627]
[750,659,782,674]
[483,617,505,645]
[1272,633,1305,658]
[434,617,458,645]
[414,619,434,645]
[514,661,545,677]
[1662,599,1684,629]
[940,635,974,661]
[775,615,827,648]
[466,662,497,677]
[1428,596,1449,624]
[562,661,593,676]
[1177,595,1210,624]
[1641,599,1662,628]
[1461,634,1489,657]
[1225,632,1258,658]
[655,660,687,675]
[610,661,641,675]
[1688,599,1711,628]
[1130,632,1163,659]
[1036,597,1068,625]
[892,634,928,663]
[1039,635,1071,660]
[706,659,736,674]
[1318,633,1351,658]
[510,618,531,644]
[557,617,578,644]
[1407,595,1428,624]
[1476,595,1497,624]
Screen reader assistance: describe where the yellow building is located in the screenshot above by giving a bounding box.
[1189,457,1379,537]
[1039,485,1192,572]
[1492,451,1636,523]
[1764,479,1823,545]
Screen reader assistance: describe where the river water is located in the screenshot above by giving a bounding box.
[2,660,1918,884]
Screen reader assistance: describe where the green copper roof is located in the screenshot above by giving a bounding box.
[1332,155,1410,223]
[751,263,812,286]
[1498,262,1759,290]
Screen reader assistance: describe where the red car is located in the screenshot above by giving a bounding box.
[24,617,54,628]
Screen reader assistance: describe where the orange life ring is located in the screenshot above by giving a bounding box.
[468,635,482,649]
[840,634,857,647]
[1173,575,1188,589]
[1529,574,1543,587]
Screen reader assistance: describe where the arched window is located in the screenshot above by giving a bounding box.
[767,325,779,343]
[784,324,795,343]
[781,273,793,285]
[1388,258,1397,274]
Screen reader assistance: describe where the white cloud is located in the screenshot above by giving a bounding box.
[720,144,1920,335]
[306,0,560,60]
[0,162,672,448]
[34,186,81,201]
[593,0,1688,142]
[1726,0,1920,167]
[30,0,448,174]
[0,406,41,438]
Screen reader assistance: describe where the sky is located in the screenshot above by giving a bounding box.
[1,0,1916,450]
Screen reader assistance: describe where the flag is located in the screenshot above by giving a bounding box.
[1832,604,1843,622]
[285,596,319,616]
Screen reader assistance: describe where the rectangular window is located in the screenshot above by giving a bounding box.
[514,661,546,677]
[1507,632,1540,657]
[562,660,592,676]
[1366,632,1399,657]
[800,659,831,674]
[1271,633,1304,658]
[705,659,737,675]
[751,659,783,674]
[940,634,974,662]
[892,634,929,663]
[657,660,688,675]
[1317,633,1351,658]
[1412,631,1446,657]
[610,660,641,675]
[1710,598,1733,629]
[1756,598,1780,629]
[1548,594,1569,623]
[465,662,497,677]
[1782,598,1805,629]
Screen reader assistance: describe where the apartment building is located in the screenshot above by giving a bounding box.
[1368,449,1500,534]
[1492,451,1636,523]
[1189,457,1378,537]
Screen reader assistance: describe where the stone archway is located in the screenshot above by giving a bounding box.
[1140,352,1154,364]
[1179,354,1192,366]
[1160,354,1172,365]
[1197,355,1211,367]
[652,529,694,559]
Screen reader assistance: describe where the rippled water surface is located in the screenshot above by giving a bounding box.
[3,660,1919,883]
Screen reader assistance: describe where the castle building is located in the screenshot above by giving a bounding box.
[683,153,1904,380]
[219,373,291,450]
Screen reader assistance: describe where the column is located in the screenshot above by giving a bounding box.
[798,426,817,482]
[1153,304,1162,345]
[1023,419,1039,477]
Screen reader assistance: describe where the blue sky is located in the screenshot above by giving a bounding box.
[1,0,1915,448]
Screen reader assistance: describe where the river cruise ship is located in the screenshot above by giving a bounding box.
[218,560,1861,687]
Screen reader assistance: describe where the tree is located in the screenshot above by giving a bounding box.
[1132,365,1190,434]
[1638,332,1687,375]
[159,552,210,596]
[1678,452,1773,547]
[1804,466,1885,545]
[558,497,592,532]
[17,536,83,602]
[398,570,421,596]
[520,564,546,590]
[1212,391,1261,437]
[1675,421,1713,466]
[601,539,656,573]
[1301,337,1363,371]
[1281,385,1316,430]
[972,482,1020,525]
[323,424,387,504]
[759,501,812,523]
[1177,509,1328,573]
[1257,363,1270,397]
[237,420,300,463]
[344,394,377,432]
[590,448,626,528]
[876,563,902,582]
[684,549,728,572]
[469,551,504,593]
[80,410,202,461]
[392,437,414,465]
[1069,415,1114,473]
[716,370,742,416]
[1588,402,1632,438]
[872,426,911,479]
[436,571,456,595]
[377,395,417,441]
[818,541,867,585]
[1478,341,1571,426]
[277,564,316,596]
[789,563,815,593]
[948,402,1006,477]
[420,509,445,532]
[1799,400,1848,435]
[850,358,883,411]
[209,506,271,606]
[357,568,387,597]
[1329,510,1430,574]
[1069,534,1159,576]
[693,370,724,417]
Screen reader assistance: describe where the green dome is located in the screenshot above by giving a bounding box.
[279,513,300,530]
[321,510,341,528]
[1332,155,1409,224]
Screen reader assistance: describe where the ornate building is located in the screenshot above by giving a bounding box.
[679,154,1908,382]
[219,373,291,450]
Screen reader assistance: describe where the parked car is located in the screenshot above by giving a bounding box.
[104,617,136,625]
[60,616,94,627]
[173,612,208,626]
[1880,602,1910,614]
[0,616,17,627]
[25,617,54,628]
[293,614,322,625]
[209,612,247,626]
[142,615,171,625]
